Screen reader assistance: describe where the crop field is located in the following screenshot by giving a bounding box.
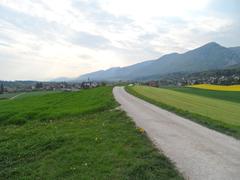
[189,84,240,91]
[0,87,182,179]
[170,87,240,104]
[127,86,240,138]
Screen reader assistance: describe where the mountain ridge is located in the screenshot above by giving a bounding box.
[58,42,240,82]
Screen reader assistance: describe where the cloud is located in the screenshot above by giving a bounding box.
[72,0,133,27]
[0,0,239,80]
[69,31,111,49]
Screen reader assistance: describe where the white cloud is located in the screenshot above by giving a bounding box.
[0,0,238,80]
[101,0,210,18]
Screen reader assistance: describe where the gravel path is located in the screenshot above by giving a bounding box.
[113,86,240,180]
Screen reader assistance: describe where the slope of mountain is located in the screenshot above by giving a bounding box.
[76,42,240,81]
[78,60,156,81]
[229,46,240,57]
[52,77,74,82]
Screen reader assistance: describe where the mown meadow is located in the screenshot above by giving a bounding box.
[126,85,240,139]
[0,87,183,179]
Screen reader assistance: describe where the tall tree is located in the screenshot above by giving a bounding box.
[35,82,43,89]
[0,83,4,94]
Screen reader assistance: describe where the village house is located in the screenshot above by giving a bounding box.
[81,81,98,89]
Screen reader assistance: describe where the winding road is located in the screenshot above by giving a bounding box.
[113,86,240,180]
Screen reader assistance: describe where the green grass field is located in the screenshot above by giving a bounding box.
[170,87,240,103]
[0,91,58,100]
[0,89,115,125]
[15,91,60,99]
[0,92,20,100]
[0,87,182,179]
[126,86,240,139]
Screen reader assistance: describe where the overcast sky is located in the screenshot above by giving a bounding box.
[0,0,240,80]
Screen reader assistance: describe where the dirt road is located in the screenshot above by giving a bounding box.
[113,86,240,180]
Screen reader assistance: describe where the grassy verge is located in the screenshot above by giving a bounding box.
[0,87,183,179]
[126,86,240,139]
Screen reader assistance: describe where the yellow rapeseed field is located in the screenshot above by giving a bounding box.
[189,84,240,91]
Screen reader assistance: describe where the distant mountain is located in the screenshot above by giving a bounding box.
[52,77,74,82]
[229,46,240,57]
[77,60,155,81]
[76,42,240,81]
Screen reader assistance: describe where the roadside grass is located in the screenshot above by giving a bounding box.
[170,87,240,104]
[126,86,240,139]
[0,87,183,179]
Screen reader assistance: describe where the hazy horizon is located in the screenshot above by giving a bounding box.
[1,0,240,81]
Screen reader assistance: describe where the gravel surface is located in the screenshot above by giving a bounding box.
[113,86,240,180]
